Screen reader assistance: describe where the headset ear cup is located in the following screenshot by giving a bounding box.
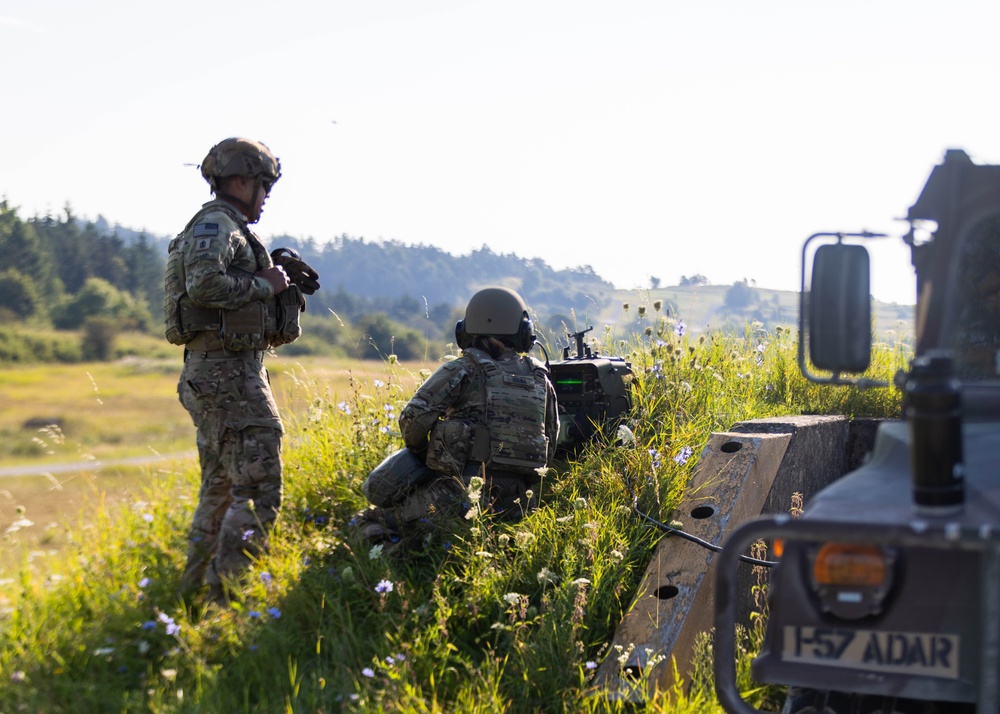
[455,320,473,349]
[518,317,535,352]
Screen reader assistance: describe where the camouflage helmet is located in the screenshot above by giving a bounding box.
[456,287,535,351]
[200,138,281,191]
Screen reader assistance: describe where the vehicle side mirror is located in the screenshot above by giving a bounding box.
[808,242,872,374]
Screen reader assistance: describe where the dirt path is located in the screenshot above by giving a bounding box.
[0,452,196,478]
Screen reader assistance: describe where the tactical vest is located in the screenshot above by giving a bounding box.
[163,203,302,349]
[465,349,550,476]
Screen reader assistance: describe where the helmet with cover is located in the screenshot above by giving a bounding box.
[200,138,281,192]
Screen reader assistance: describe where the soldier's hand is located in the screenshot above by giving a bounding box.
[270,248,321,295]
[258,265,290,295]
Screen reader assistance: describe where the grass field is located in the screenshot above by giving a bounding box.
[0,355,431,560]
[0,328,910,712]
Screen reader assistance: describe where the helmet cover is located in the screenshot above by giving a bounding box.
[200,137,281,191]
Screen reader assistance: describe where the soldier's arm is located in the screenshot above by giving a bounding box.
[399,360,468,454]
[184,222,273,310]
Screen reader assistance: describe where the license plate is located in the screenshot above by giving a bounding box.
[782,626,960,679]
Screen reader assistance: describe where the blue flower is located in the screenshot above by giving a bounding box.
[375,579,394,594]
[142,621,156,630]
[362,667,375,678]
[242,528,255,542]
[267,607,282,619]
[138,577,151,588]
[674,446,694,466]
[674,320,686,337]
[338,401,351,414]
[249,610,261,618]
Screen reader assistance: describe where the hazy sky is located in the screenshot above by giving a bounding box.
[3,1,1000,305]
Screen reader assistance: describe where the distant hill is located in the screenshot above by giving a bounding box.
[592,283,914,345]
[72,216,916,346]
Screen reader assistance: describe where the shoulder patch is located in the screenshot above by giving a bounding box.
[193,223,219,238]
[193,237,214,252]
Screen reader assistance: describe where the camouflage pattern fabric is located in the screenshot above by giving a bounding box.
[359,346,559,553]
[399,347,559,476]
[172,198,287,599]
[177,354,283,594]
[164,200,276,351]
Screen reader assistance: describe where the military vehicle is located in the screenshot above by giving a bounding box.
[713,148,1000,713]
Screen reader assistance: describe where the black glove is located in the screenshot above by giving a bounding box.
[270,248,321,295]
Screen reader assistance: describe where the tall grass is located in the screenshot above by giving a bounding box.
[0,319,908,713]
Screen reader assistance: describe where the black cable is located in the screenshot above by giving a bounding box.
[624,473,778,568]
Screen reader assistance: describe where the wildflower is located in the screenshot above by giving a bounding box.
[11,671,26,683]
[93,647,114,656]
[616,424,635,445]
[161,668,177,681]
[337,401,351,414]
[674,446,694,466]
[375,579,394,594]
[537,567,558,585]
[573,497,587,510]
[142,513,154,523]
[138,640,151,654]
[249,611,261,618]
[644,326,653,336]
[674,320,686,337]
[585,661,598,670]
[514,531,535,547]
[369,544,384,560]
[242,529,255,542]
[385,656,395,665]
[637,306,646,317]
[395,653,407,662]
[260,572,272,587]
[139,577,151,588]
[610,549,624,562]
[166,621,181,636]
[267,607,282,619]
[503,592,523,605]
[374,379,386,388]
[756,342,767,353]
[362,667,376,678]
[142,620,157,630]
[525,489,534,501]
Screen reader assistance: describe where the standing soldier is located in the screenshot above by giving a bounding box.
[361,287,559,554]
[164,137,320,605]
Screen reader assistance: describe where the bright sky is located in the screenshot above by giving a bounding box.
[4,1,1000,306]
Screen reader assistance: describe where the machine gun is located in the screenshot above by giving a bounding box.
[547,327,633,454]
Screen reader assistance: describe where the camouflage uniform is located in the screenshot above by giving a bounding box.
[171,200,284,597]
[362,345,559,547]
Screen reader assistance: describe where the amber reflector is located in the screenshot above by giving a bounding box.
[813,543,886,587]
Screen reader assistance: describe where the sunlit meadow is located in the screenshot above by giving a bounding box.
[0,305,909,713]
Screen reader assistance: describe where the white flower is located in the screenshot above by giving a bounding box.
[368,544,384,560]
[536,567,558,585]
[503,592,523,605]
[616,424,635,445]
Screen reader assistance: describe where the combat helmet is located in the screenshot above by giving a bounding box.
[200,138,281,192]
[455,287,535,352]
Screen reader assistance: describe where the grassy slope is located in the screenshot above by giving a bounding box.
[0,320,909,713]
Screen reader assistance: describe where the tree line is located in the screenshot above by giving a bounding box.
[0,202,618,362]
